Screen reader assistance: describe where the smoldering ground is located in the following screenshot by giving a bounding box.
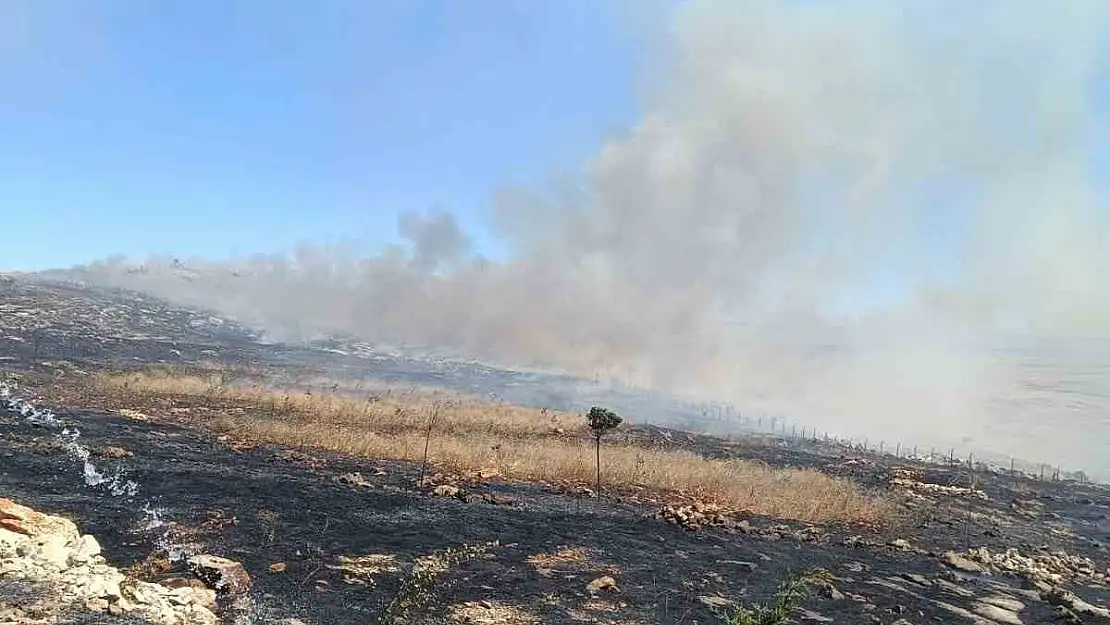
[56,1,1110,475]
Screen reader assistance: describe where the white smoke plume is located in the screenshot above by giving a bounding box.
[64,1,1110,473]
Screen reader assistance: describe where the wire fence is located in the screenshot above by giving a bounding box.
[673,399,1100,486]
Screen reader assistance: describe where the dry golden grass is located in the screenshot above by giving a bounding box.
[526,547,592,569]
[52,367,892,526]
[449,600,540,624]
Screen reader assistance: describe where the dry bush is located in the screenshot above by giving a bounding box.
[55,368,892,526]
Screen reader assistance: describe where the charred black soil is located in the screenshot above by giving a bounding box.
[3,276,1110,624]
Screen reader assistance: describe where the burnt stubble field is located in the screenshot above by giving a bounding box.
[2,275,1110,624]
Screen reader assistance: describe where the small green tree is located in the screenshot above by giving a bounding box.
[586,406,622,497]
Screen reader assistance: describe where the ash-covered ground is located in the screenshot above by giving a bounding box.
[2,275,1110,624]
[0,274,757,435]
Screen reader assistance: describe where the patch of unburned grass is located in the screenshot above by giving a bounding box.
[54,367,892,526]
[449,600,540,624]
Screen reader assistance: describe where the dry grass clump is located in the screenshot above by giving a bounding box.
[94,367,575,439]
[448,600,540,625]
[55,367,892,526]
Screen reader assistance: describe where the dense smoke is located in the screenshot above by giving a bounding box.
[67,1,1110,471]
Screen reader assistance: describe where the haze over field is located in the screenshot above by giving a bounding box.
[11,2,1110,474]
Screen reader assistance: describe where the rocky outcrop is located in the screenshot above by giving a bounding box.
[957,546,1110,586]
[889,468,988,500]
[655,502,738,531]
[0,498,218,625]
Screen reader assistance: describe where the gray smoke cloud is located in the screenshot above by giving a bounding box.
[64,0,1110,472]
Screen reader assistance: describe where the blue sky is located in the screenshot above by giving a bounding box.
[2,0,1108,285]
[0,0,643,270]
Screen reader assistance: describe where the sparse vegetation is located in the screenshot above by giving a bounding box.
[419,400,445,485]
[585,406,622,496]
[374,541,498,624]
[42,366,893,525]
[719,568,832,625]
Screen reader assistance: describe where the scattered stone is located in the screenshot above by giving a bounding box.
[824,457,875,475]
[1043,588,1110,619]
[466,467,501,481]
[270,449,324,467]
[961,546,1106,586]
[899,572,931,587]
[716,560,759,572]
[889,468,988,500]
[433,484,461,498]
[187,554,253,595]
[794,525,828,543]
[419,472,461,489]
[480,492,517,506]
[979,595,1025,612]
[69,534,101,565]
[162,577,210,591]
[971,601,1023,624]
[842,535,884,549]
[92,445,133,459]
[1053,605,1082,623]
[116,408,151,422]
[268,562,288,573]
[586,575,619,595]
[942,551,987,573]
[84,597,110,612]
[699,595,734,609]
[933,578,976,598]
[656,502,738,531]
[818,581,846,600]
[336,472,373,487]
